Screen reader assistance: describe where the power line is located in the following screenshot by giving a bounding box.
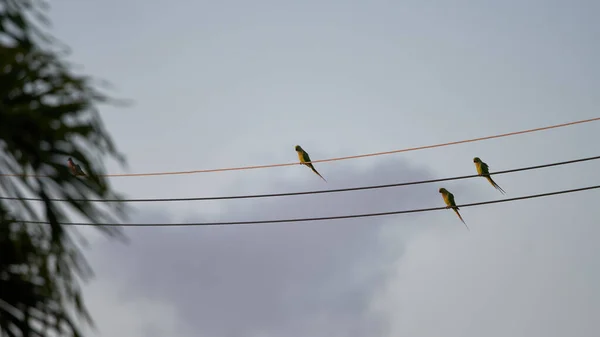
[2,116,599,178]
[2,154,599,203]
[13,184,600,227]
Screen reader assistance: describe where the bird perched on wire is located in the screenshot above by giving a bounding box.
[294,145,327,182]
[67,157,87,177]
[473,157,506,194]
[438,187,469,230]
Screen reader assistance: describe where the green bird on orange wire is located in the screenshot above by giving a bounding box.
[295,145,327,182]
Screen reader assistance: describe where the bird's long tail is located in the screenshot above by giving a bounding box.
[486,176,506,194]
[453,208,469,231]
[308,164,327,182]
[77,167,87,177]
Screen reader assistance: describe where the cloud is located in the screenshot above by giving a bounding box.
[86,157,443,337]
[82,276,188,337]
[374,187,600,337]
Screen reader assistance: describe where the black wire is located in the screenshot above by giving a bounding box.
[2,155,600,203]
[14,184,600,227]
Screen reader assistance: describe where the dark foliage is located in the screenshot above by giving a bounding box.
[0,1,127,336]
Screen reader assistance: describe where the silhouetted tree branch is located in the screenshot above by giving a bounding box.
[1,1,128,336]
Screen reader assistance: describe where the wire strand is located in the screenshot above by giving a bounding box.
[2,154,599,203]
[13,184,600,227]
[2,116,599,178]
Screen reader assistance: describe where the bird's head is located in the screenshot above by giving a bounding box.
[295,145,302,152]
[438,187,447,194]
[68,157,73,163]
[473,157,481,163]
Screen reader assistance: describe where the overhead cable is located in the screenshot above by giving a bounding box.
[2,116,598,178]
[2,154,598,203]
[13,184,600,227]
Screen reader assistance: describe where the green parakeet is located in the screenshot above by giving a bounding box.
[438,187,469,230]
[295,145,327,182]
[473,157,505,194]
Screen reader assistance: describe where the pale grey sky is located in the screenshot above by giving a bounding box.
[47,0,600,336]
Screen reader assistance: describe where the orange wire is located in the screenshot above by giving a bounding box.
[3,116,599,178]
